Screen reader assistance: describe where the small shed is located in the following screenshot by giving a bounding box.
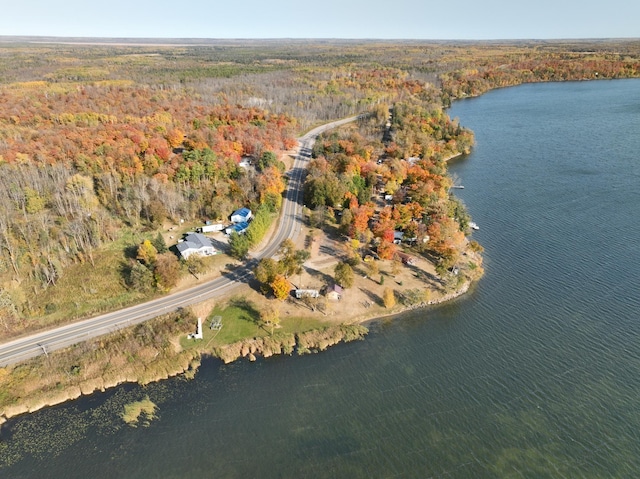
[326,284,343,301]
[238,158,252,169]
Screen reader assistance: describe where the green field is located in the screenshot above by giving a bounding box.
[180,297,328,350]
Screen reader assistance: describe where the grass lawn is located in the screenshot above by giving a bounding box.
[278,315,327,335]
[179,297,328,350]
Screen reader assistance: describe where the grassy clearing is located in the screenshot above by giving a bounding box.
[180,300,260,351]
[20,224,231,334]
[180,297,328,351]
[278,315,327,335]
[26,229,153,326]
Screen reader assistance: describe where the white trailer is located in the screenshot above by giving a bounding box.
[198,223,225,233]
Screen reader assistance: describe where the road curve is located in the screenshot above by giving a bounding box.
[0,115,362,367]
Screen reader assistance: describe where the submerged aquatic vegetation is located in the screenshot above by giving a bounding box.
[121,396,158,427]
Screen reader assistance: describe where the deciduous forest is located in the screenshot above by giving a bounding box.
[0,38,638,337]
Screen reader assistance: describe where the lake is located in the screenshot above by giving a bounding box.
[2,79,640,478]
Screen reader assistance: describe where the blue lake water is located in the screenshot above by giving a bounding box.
[2,78,640,478]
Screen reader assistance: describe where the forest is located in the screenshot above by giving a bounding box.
[0,38,639,338]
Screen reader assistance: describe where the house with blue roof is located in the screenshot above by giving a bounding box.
[225,222,250,235]
[230,207,252,224]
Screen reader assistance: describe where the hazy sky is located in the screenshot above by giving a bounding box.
[1,0,638,40]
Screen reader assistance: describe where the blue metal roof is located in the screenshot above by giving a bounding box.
[232,222,250,231]
[232,207,251,217]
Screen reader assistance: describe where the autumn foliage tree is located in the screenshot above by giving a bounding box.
[254,258,280,293]
[153,253,181,291]
[270,274,292,301]
[137,240,158,266]
[383,288,396,309]
[256,166,285,207]
[377,240,398,261]
[427,215,466,270]
[2,39,635,339]
[334,261,354,289]
[277,239,310,278]
[260,304,281,335]
[165,128,185,148]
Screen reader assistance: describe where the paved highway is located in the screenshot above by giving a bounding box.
[0,115,361,367]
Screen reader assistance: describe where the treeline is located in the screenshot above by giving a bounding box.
[2,40,639,128]
[228,202,279,260]
[0,84,297,169]
[440,51,640,103]
[0,82,296,232]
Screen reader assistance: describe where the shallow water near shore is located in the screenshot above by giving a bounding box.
[2,79,640,477]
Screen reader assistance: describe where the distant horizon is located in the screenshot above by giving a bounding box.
[2,0,638,41]
[2,35,638,44]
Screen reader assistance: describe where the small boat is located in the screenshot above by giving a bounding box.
[450,185,465,189]
[469,222,479,230]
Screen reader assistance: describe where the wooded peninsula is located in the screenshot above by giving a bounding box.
[0,38,639,422]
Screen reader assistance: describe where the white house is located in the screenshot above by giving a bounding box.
[176,233,217,259]
[230,207,252,224]
[238,157,253,169]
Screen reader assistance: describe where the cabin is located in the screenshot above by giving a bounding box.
[394,231,418,244]
[325,284,343,301]
[230,207,253,224]
[238,157,253,169]
[176,233,217,260]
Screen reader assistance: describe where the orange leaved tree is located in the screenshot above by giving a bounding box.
[270,274,291,301]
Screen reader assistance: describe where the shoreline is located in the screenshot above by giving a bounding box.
[0,273,477,425]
